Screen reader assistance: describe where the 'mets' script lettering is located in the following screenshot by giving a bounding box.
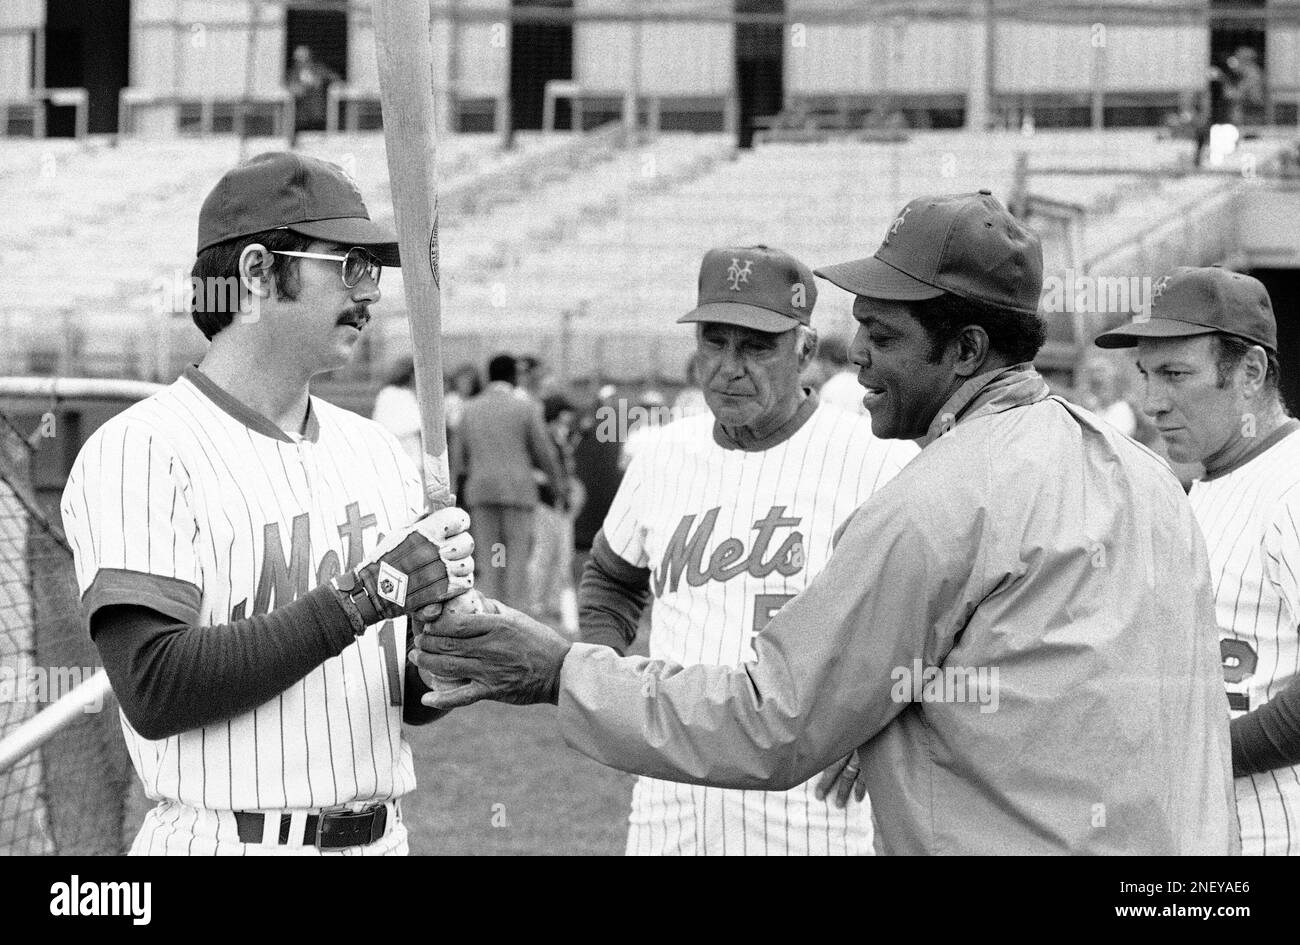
[233,502,378,618]
[654,505,805,596]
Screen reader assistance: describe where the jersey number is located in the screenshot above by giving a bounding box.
[753,594,796,636]
[378,621,403,707]
[1221,638,1257,712]
[1221,638,1258,685]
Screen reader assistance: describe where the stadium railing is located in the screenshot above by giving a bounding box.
[119,88,294,138]
[1,88,88,140]
[325,85,381,133]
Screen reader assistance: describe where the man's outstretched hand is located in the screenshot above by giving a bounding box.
[411,600,573,710]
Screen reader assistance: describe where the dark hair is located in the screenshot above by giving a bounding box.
[909,293,1046,365]
[1214,334,1284,402]
[189,228,313,340]
[488,354,517,384]
[386,356,415,388]
[542,393,575,423]
[447,362,483,397]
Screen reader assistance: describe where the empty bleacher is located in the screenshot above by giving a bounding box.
[0,126,1290,390]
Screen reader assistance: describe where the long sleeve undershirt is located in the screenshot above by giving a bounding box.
[91,587,441,740]
[1231,672,1300,778]
[577,530,651,655]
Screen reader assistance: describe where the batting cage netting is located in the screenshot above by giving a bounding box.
[0,409,134,855]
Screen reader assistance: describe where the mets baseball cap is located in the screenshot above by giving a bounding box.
[1093,266,1276,352]
[678,245,817,333]
[815,190,1043,316]
[197,151,400,266]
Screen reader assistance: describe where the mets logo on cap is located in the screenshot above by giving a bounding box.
[678,245,817,333]
[727,258,754,291]
[882,206,911,246]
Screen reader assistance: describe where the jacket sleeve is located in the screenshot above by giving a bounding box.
[557,467,985,790]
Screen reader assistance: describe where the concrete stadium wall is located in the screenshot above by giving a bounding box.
[575,0,733,97]
[1235,188,1300,269]
[131,0,284,96]
[0,0,42,100]
[453,0,509,101]
[996,22,1204,94]
[785,15,972,96]
[1272,0,1300,98]
[1269,24,1300,108]
[0,1,1280,135]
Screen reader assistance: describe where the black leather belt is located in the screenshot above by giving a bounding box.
[234,804,389,849]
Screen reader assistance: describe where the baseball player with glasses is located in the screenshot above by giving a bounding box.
[60,151,476,855]
[1097,266,1300,855]
[271,246,384,288]
[578,245,917,854]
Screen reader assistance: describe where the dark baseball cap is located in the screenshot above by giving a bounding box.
[679,245,817,333]
[1094,266,1276,352]
[815,190,1043,316]
[197,151,400,266]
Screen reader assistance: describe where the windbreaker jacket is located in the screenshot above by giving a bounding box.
[557,365,1237,854]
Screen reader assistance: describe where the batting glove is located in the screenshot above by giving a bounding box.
[331,508,474,629]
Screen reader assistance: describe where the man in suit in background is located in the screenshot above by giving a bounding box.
[454,353,569,609]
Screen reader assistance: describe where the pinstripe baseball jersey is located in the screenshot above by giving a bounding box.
[1189,424,1300,855]
[60,366,425,818]
[602,395,917,855]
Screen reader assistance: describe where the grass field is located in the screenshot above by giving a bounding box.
[402,622,650,856]
[402,701,636,856]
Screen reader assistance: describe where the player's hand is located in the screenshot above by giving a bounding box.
[337,507,474,626]
[814,749,868,809]
[410,600,571,710]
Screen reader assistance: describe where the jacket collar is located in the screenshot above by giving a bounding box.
[182,365,321,444]
[916,363,1050,450]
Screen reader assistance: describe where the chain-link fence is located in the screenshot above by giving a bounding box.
[0,410,133,855]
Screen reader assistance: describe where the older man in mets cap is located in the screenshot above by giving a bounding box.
[415,194,1236,854]
[572,245,915,854]
[1098,266,1300,855]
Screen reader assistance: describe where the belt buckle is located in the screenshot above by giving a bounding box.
[314,803,385,850]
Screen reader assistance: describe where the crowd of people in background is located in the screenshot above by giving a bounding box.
[370,341,1172,635]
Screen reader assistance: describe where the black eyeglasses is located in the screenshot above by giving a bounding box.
[272,247,382,288]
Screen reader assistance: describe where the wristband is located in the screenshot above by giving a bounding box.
[329,573,370,636]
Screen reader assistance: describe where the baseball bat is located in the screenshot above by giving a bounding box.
[372,0,452,511]
[373,0,489,681]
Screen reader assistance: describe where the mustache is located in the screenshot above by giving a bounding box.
[337,305,371,327]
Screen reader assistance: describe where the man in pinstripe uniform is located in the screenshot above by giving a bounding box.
[59,152,475,855]
[1098,266,1300,855]
[577,246,918,854]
